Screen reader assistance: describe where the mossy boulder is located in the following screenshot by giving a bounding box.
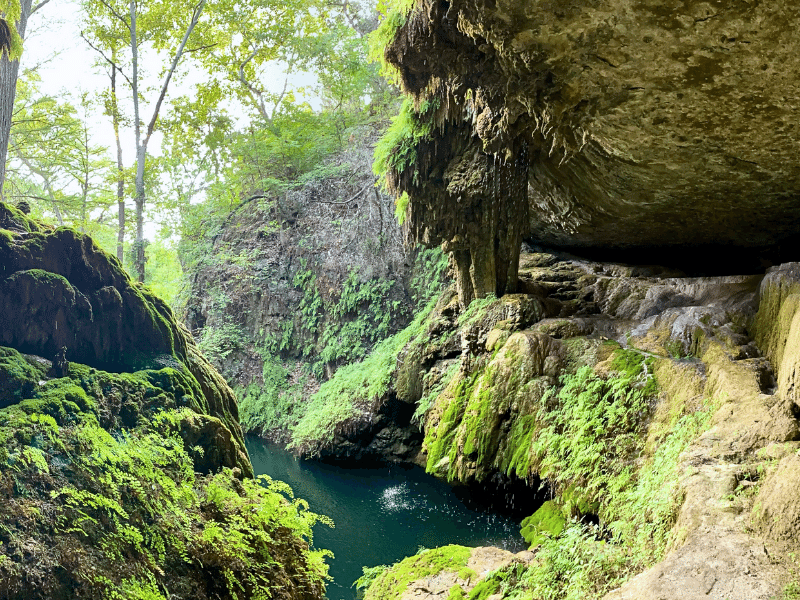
[520,501,567,549]
[0,220,182,370]
[0,202,247,470]
[0,208,331,598]
[0,345,330,599]
[364,546,473,600]
[424,330,565,482]
[363,546,522,600]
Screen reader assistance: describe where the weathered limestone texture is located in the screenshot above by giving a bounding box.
[357,251,800,599]
[383,0,800,301]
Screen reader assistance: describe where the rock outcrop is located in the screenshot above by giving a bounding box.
[379,0,800,303]
[182,137,452,451]
[184,138,413,383]
[0,202,247,463]
[0,203,329,600]
[338,250,800,599]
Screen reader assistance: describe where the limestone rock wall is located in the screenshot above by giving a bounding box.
[381,0,800,302]
[183,138,415,390]
[352,250,800,599]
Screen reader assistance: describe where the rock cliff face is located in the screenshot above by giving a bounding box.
[380,0,800,303]
[182,138,450,452]
[0,202,328,600]
[184,140,413,387]
[334,249,800,599]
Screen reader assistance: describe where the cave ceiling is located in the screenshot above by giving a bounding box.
[388,0,800,260]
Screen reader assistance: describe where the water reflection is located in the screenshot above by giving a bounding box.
[246,437,527,600]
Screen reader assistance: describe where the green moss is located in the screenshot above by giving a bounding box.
[373,98,441,195]
[364,546,472,600]
[289,296,438,455]
[0,347,48,408]
[477,526,628,600]
[752,280,800,402]
[467,578,501,600]
[0,347,331,598]
[425,332,554,483]
[0,201,42,233]
[13,268,71,287]
[447,584,467,600]
[561,484,600,519]
[521,501,567,548]
[504,413,538,479]
[424,372,474,477]
[424,340,660,495]
[609,348,658,397]
[412,360,460,424]
[367,0,419,85]
[18,381,96,425]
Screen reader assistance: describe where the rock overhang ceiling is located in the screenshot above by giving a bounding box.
[384,0,800,278]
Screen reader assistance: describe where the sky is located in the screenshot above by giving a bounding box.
[23,0,319,150]
[25,0,130,151]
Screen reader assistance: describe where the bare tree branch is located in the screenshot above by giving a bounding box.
[236,46,291,135]
[12,144,64,225]
[310,181,374,205]
[99,0,132,32]
[31,0,54,15]
[80,31,134,87]
[184,42,218,54]
[144,0,207,144]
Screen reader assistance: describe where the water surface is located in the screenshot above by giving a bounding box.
[246,437,527,600]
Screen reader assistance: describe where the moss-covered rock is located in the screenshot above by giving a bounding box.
[345,250,800,599]
[423,330,565,483]
[364,545,473,600]
[0,345,330,599]
[362,545,525,600]
[0,208,330,599]
[0,203,248,471]
[520,500,566,549]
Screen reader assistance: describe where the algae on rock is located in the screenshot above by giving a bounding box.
[358,250,800,600]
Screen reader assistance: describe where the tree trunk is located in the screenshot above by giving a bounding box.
[0,0,33,198]
[134,146,146,282]
[110,48,126,263]
[128,0,206,282]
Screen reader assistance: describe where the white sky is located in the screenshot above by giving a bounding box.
[24,0,137,154]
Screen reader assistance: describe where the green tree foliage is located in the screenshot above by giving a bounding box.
[5,73,115,231]
[80,0,213,283]
[0,0,23,60]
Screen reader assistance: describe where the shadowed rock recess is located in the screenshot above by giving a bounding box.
[0,202,328,600]
[381,0,800,304]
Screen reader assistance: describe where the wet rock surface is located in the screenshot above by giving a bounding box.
[347,250,800,598]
